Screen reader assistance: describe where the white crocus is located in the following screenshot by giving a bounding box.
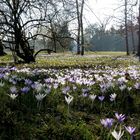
[35,93,47,101]
[111,129,124,140]
[34,83,43,92]
[65,94,73,105]
[89,94,97,109]
[65,93,74,115]
[8,94,18,100]
[44,88,51,94]
[119,85,126,91]
[110,93,117,101]
[127,87,132,91]
[0,81,4,87]
[89,94,97,101]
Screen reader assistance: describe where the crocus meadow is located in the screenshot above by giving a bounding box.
[0,62,139,139]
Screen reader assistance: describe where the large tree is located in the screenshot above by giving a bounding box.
[0,0,60,63]
[0,0,87,62]
[75,0,85,55]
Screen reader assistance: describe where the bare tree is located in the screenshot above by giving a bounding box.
[0,0,64,63]
[125,0,129,55]
[130,11,136,54]
[0,0,42,62]
[137,0,140,59]
[75,0,81,54]
[75,0,85,55]
[80,0,85,55]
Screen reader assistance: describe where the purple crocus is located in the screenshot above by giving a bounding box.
[134,82,140,89]
[0,73,4,79]
[10,67,16,71]
[98,95,105,101]
[62,86,70,94]
[115,112,125,123]
[21,87,30,94]
[100,118,114,129]
[31,83,36,89]
[25,79,32,85]
[125,126,136,135]
[82,88,89,93]
[82,93,88,97]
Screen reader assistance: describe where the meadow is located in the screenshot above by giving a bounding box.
[0,52,140,140]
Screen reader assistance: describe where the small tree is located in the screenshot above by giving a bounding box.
[46,21,72,52]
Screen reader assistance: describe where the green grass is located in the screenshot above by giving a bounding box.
[0,52,140,139]
[91,51,126,56]
[32,52,138,69]
[0,51,138,69]
[0,54,13,64]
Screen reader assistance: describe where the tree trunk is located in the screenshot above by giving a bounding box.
[130,9,135,54]
[125,0,129,55]
[80,0,85,56]
[15,31,35,63]
[0,41,6,56]
[20,38,35,63]
[137,4,140,60]
[76,0,81,54]
[131,21,135,54]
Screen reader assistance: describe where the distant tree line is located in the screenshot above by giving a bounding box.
[84,23,138,53]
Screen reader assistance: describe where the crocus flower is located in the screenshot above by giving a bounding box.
[9,78,17,85]
[35,93,47,101]
[34,83,43,92]
[10,86,17,94]
[25,79,32,85]
[82,88,89,94]
[8,93,18,100]
[82,93,88,97]
[21,87,30,94]
[0,73,4,79]
[134,82,140,89]
[53,83,58,89]
[44,88,51,94]
[31,83,36,89]
[110,93,117,101]
[65,93,73,105]
[10,67,16,71]
[125,126,136,135]
[111,129,124,140]
[100,118,114,128]
[89,94,97,101]
[118,77,128,85]
[98,95,105,101]
[73,86,77,90]
[62,86,70,94]
[0,81,4,87]
[127,87,132,91]
[115,113,125,123]
[100,84,107,93]
[119,85,126,91]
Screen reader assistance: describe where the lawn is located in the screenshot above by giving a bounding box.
[0,52,140,140]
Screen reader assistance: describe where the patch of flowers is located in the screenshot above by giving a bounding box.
[0,64,140,139]
[101,112,136,140]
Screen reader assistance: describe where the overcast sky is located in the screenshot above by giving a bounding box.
[84,0,139,29]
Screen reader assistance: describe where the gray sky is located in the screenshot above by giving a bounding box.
[84,0,139,29]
